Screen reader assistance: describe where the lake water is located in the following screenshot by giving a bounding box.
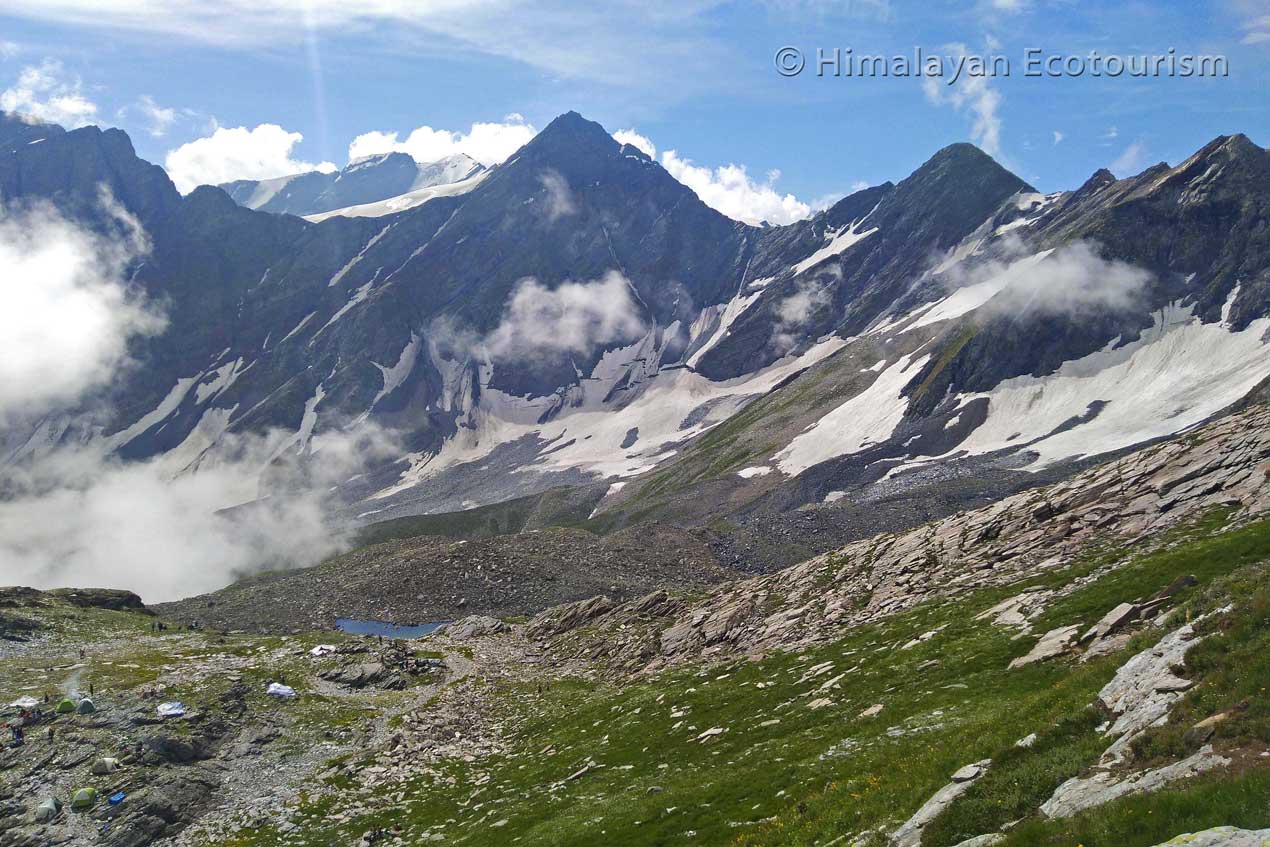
[334,618,448,639]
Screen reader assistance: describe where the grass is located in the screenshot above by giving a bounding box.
[9,512,1266,847]
[211,514,1270,847]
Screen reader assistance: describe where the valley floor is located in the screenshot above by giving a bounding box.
[3,509,1269,847]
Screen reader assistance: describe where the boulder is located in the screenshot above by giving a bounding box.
[1008,625,1082,669]
[1081,602,1140,644]
[1148,828,1270,847]
[443,615,509,640]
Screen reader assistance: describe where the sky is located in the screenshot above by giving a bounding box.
[1,0,1268,225]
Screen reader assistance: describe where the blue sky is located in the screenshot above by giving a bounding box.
[1,1,1267,224]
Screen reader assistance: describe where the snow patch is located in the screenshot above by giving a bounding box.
[372,332,422,408]
[793,223,879,276]
[774,353,930,476]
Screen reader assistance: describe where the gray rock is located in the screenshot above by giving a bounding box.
[1147,827,1270,846]
[951,836,1004,847]
[1008,625,1082,669]
[1040,746,1229,819]
[1081,602,1139,643]
[443,615,509,640]
[889,759,991,847]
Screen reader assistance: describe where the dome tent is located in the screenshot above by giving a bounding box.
[76,698,96,714]
[55,698,76,714]
[70,787,97,810]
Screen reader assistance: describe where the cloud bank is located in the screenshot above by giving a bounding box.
[0,196,165,426]
[0,59,98,128]
[0,423,397,602]
[661,151,812,226]
[537,169,578,222]
[348,116,536,168]
[434,271,647,364]
[164,123,337,194]
[0,202,395,601]
[945,239,1153,320]
[612,129,813,226]
[485,272,646,360]
[771,270,836,352]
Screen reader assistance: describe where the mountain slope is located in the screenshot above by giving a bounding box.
[219,151,485,218]
[4,110,1270,581]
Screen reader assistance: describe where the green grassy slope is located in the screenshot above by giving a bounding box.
[215,513,1270,847]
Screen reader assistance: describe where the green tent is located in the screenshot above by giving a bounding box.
[55,698,76,714]
[70,787,97,811]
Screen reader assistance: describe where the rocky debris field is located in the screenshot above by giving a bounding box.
[0,592,496,847]
[535,404,1270,672]
[156,524,734,634]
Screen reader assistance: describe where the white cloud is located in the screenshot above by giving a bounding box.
[0,2,729,92]
[347,116,536,167]
[613,128,656,158]
[0,422,398,602]
[128,94,178,137]
[616,128,815,225]
[0,59,98,127]
[771,270,836,352]
[1235,1,1270,44]
[537,169,578,222]
[164,123,337,193]
[946,238,1152,320]
[661,150,811,225]
[0,195,398,599]
[922,43,1003,156]
[434,271,648,363]
[1052,130,1064,145]
[988,241,1150,317]
[0,195,165,426]
[483,272,646,360]
[1110,141,1148,177]
[0,41,20,60]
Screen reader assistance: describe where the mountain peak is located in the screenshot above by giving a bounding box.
[522,111,618,159]
[901,141,1034,199]
[1074,168,1117,197]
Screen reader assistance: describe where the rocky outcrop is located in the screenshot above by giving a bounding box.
[442,615,509,640]
[48,588,150,613]
[1097,622,1204,764]
[1039,746,1230,819]
[889,760,991,847]
[528,595,615,638]
[1148,828,1270,846]
[545,404,1270,670]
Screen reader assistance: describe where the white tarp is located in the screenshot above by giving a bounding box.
[266,682,297,699]
[156,701,186,717]
[8,696,39,709]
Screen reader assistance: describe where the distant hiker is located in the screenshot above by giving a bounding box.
[89,683,94,696]
[47,727,54,741]
[79,649,85,659]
